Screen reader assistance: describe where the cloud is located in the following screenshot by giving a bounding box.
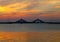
[0,0,59,13]
[0,0,60,22]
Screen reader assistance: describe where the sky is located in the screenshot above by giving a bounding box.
[0,0,60,22]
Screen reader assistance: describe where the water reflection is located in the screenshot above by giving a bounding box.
[0,32,60,42]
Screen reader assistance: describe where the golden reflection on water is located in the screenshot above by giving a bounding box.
[0,32,60,42]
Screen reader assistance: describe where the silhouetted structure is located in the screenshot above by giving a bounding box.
[15,19,44,23]
[0,18,60,24]
[45,22,60,24]
[32,19,44,23]
[15,19,28,23]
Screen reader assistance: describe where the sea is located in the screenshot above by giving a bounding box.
[0,23,60,32]
[0,23,60,42]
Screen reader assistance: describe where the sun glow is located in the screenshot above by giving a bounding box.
[0,6,16,13]
[0,7,6,12]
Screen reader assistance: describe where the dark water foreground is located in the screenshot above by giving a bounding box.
[0,24,60,32]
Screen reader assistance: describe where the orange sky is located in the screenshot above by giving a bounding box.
[0,0,60,22]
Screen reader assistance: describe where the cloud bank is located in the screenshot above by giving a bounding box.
[0,0,60,22]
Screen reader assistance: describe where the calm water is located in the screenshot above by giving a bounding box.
[0,23,60,32]
[0,24,60,42]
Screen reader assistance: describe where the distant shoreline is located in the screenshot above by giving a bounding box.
[0,22,60,24]
[0,19,60,24]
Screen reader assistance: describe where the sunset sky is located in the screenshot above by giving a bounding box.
[0,0,60,22]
